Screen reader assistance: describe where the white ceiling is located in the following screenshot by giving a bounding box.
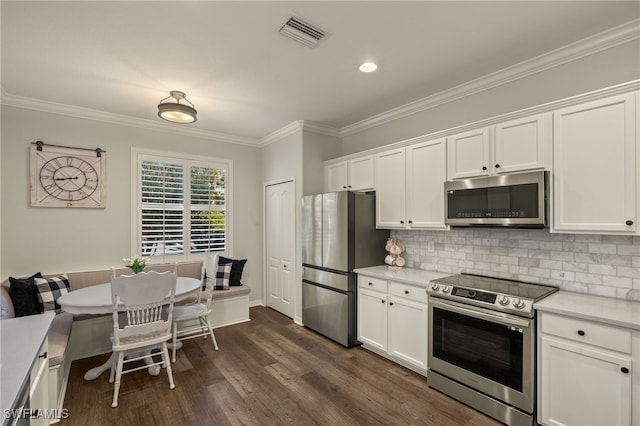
[2,1,639,144]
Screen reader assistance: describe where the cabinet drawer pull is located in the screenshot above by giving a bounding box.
[626,220,634,226]
[577,330,585,336]
[621,367,630,374]
[39,351,48,359]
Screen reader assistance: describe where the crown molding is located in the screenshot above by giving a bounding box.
[301,121,341,138]
[328,79,640,165]
[340,18,640,137]
[0,88,260,147]
[259,120,305,147]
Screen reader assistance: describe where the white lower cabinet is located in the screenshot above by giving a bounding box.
[388,295,428,371]
[537,312,636,426]
[30,339,49,426]
[357,275,428,375]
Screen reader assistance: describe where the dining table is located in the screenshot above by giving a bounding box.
[57,276,200,380]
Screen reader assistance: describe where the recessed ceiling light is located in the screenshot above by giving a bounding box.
[359,62,378,73]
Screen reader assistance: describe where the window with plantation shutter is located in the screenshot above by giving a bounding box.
[134,150,232,261]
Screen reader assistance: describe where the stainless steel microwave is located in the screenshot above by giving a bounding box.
[444,171,548,228]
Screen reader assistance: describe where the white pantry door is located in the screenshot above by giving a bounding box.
[265,180,295,318]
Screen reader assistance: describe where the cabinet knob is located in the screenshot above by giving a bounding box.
[368,282,373,286]
[577,330,585,336]
[621,367,630,374]
[495,164,500,168]
[348,185,352,188]
[381,300,386,304]
[408,220,413,224]
[482,166,487,171]
[400,220,404,224]
[625,220,634,226]
[342,186,347,189]
[389,302,394,306]
[404,290,409,295]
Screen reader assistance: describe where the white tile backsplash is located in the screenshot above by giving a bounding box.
[392,228,640,301]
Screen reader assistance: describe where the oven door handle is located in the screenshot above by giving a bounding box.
[429,297,532,328]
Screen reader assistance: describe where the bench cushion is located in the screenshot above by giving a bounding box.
[211,285,250,299]
[48,312,73,367]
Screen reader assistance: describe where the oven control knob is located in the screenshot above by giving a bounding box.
[430,283,440,292]
[513,298,525,309]
[498,295,510,305]
[442,285,451,294]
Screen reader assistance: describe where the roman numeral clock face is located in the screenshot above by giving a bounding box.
[30,146,106,208]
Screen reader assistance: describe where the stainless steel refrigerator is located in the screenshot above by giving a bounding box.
[301,191,389,347]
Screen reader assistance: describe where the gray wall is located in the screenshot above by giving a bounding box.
[302,130,341,196]
[339,39,640,155]
[1,106,263,303]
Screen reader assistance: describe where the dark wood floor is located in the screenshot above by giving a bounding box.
[61,306,501,425]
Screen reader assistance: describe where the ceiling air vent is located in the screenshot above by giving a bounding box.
[278,16,326,48]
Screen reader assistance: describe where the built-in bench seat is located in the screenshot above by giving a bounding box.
[1,261,250,423]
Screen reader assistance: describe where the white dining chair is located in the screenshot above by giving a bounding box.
[171,251,219,362]
[109,265,177,408]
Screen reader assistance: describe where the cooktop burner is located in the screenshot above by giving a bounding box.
[427,273,558,317]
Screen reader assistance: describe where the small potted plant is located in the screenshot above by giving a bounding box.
[123,255,147,274]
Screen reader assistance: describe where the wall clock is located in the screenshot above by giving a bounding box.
[30,142,107,208]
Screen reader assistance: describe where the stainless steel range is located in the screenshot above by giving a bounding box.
[427,274,558,426]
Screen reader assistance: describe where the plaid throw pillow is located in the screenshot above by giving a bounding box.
[34,274,71,314]
[214,263,232,290]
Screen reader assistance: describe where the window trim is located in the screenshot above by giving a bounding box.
[131,147,233,263]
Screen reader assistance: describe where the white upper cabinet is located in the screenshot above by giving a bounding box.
[495,114,548,174]
[448,128,491,179]
[325,162,347,192]
[448,114,548,180]
[375,148,406,228]
[375,138,447,230]
[552,92,638,234]
[325,155,374,192]
[406,138,447,229]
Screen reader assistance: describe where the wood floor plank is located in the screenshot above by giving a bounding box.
[60,306,502,426]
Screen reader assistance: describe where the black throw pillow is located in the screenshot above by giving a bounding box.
[219,256,247,286]
[8,272,44,317]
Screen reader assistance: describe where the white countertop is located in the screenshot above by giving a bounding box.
[535,291,640,331]
[353,265,453,288]
[1,312,54,419]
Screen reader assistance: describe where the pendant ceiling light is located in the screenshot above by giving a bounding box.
[157,91,197,124]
